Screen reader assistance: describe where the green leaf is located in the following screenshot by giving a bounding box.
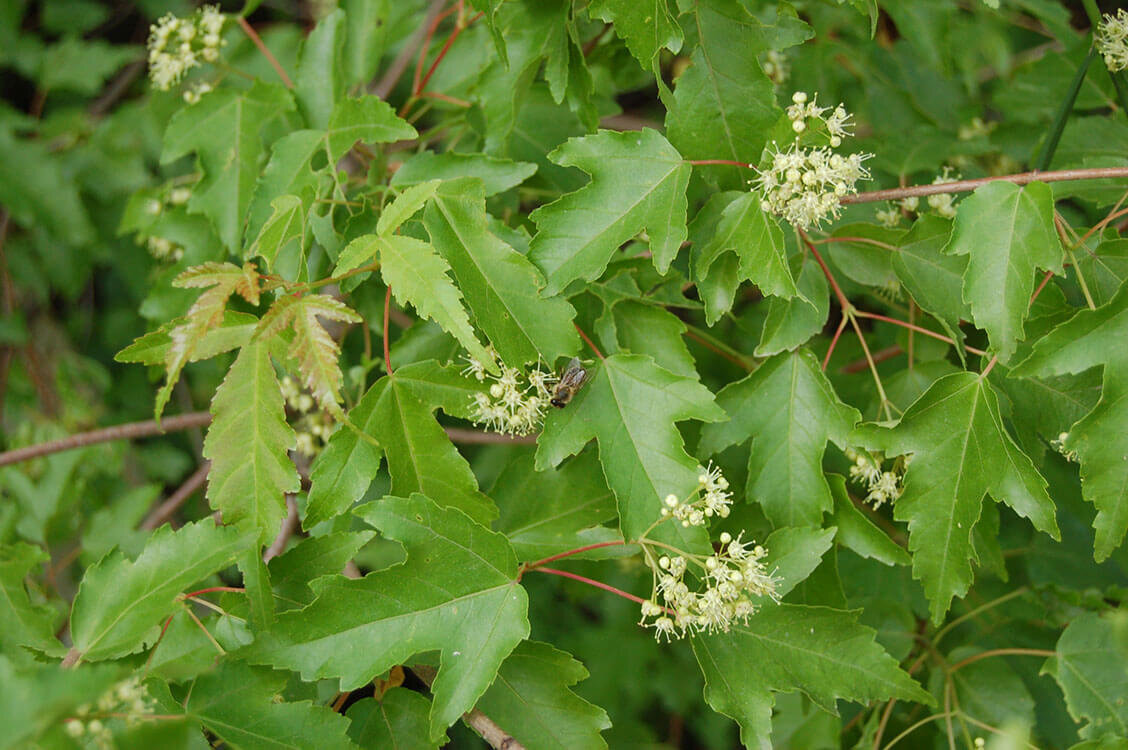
[493,451,620,562]
[692,605,932,749]
[268,531,374,610]
[115,311,258,367]
[1010,281,1128,561]
[699,350,860,528]
[247,194,305,269]
[243,494,529,741]
[476,640,612,749]
[181,660,355,750]
[536,354,725,541]
[70,520,254,661]
[391,152,537,196]
[943,181,1064,361]
[529,129,691,294]
[0,126,93,245]
[425,178,579,367]
[828,475,911,567]
[853,373,1059,622]
[0,543,62,657]
[162,82,295,253]
[157,261,261,421]
[346,690,441,749]
[694,191,796,300]
[256,294,362,413]
[665,0,811,191]
[1042,609,1128,740]
[587,0,681,68]
[295,8,344,130]
[327,95,417,162]
[373,234,494,367]
[892,215,969,350]
[246,129,329,245]
[598,299,696,379]
[378,180,440,236]
[756,257,829,356]
[1075,238,1128,307]
[0,657,123,750]
[763,526,836,598]
[307,364,496,528]
[202,339,299,546]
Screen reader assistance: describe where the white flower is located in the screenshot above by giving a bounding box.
[1097,9,1128,72]
[927,167,960,219]
[147,6,226,91]
[466,354,554,436]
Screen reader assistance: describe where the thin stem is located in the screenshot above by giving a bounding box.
[882,712,956,750]
[442,427,536,445]
[811,235,899,252]
[980,355,999,378]
[0,412,213,467]
[802,233,851,310]
[574,324,605,359]
[948,648,1055,673]
[140,462,212,530]
[683,326,755,371]
[383,285,394,375]
[849,314,894,420]
[182,604,225,655]
[685,159,752,167]
[522,540,630,572]
[237,17,293,88]
[416,11,482,96]
[183,586,244,599]
[530,567,649,606]
[853,311,987,357]
[823,315,849,370]
[841,344,902,374]
[1077,205,1128,248]
[842,166,1128,206]
[932,587,1029,646]
[373,0,447,99]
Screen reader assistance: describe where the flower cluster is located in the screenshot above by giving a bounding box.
[464,350,556,436]
[880,167,962,226]
[281,375,332,458]
[640,530,780,641]
[760,49,789,86]
[1097,9,1128,73]
[147,5,225,91]
[846,448,910,509]
[660,463,733,527]
[753,92,872,230]
[64,676,156,746]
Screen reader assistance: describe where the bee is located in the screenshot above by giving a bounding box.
[550,358,588,408]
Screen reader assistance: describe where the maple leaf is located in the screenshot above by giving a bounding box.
[157,261,261,420]
[1042,610,1128,740]
[536,354,725,544]
[854,373,1060,622]
[693,605,932,749]
[528,129,691,294]
[698,349,859,528]
[255,293,361,414]
[587,0,682,69]
[306,361,496,528]
[425,178,579,368]
[202,339,300,546]
[943,180,1064,361]
[243,493,529,742]
[1011,280,1128,561]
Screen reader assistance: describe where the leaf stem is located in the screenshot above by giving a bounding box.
[823,314,849,370]
[237,17,293,89]
[852,311,987,357]
[810,236,899,252]
[842,166,1128,206]
[574,323,605,359]
[931,586,1029,646]
[685,159,752,168]
[416,11,482,96]
[383,285,394,375]
[530,566,649,606]
[522,541,631,572]
[948,648,1055,673]
[182,586,245,599]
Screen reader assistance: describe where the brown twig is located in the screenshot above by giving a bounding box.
[263,496,300,562]
[237,17,293,88]
[0,412,213,467]
[140,462,211,530]
[412,665,525,750]
[842,166,1128,206]
[373,0,448,99]
[443,427,536,444]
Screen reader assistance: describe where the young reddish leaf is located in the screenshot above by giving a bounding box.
[156,262,262,419]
